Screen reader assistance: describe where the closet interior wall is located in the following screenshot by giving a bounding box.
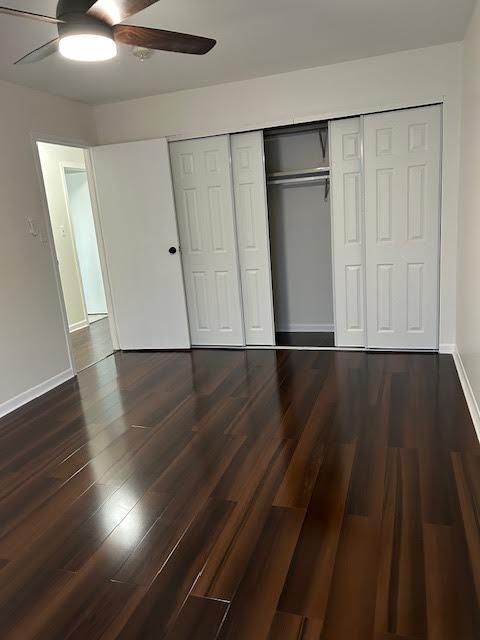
[264,124,335,347]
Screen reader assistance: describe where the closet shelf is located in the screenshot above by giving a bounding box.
[266,166,330,180]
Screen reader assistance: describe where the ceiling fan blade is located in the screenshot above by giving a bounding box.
[0,6,63,24]
[15,38,59,65]
[114,25,216,55]
[87,0,161,25]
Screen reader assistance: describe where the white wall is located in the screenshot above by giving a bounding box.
[269,186,333,332]
[65,170,107,316]
[457,0,480,430]
[38,143,88,332]
[93,43,463,347]
[0,79,96,415]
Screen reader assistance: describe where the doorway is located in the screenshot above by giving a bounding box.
[37,142,114,371]
[264,123,335,348]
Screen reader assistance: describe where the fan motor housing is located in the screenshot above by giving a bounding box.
[56,1,114,39]
[57,14,113,40]
[56,0,100,19]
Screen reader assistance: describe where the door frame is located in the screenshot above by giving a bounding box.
[59,160,90,331]
[31,134,119,376]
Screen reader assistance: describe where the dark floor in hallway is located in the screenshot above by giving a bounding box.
[0,349,478,639]
[71,317,114,371]
[275,331,335,347]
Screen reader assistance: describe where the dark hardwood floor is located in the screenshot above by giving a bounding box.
[0,348,478,639]
[71,317,114,372]
[276,331,335,347]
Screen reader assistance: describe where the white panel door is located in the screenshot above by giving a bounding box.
[364,105,441,350]
[170,135,245,346]
[231,131,275,346]
[91,139,190,350]
[330,117,366,347]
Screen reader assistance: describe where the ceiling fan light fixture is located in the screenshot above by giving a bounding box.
[5,1,218,65]
[59,33,117,61]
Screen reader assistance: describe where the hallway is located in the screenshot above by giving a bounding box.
[71,317,113,371]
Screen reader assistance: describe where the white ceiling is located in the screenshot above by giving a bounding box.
[0,0,475,105]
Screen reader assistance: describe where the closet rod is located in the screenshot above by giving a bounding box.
[267,175,330,186]
[267,166,330,179]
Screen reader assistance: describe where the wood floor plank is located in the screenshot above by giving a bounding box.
[267,611,323,639]
[320,515,379,639]
[346,374,389,517]
[415,368,456,526]
[163,595,228,640]
[278,442,356,620]
[273,389,334,508]
[387,373,409,448]
[216,506,305,639]
[0,349,478,639]
[423,523,480,639]
[115,499,235,639]
[0,483,118,621]
[9,571,136,640]
[114,436,244,586]
[0,467,99,559]
[374,448,427,639]
[451,451,480,602]
[193,439,296,600]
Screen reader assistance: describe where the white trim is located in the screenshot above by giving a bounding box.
[293,96,445,126]
[452,348,480,444]
[276,323,334,333]
[59,160,90,329]
[69,319,89,333]
[0,369,74,419]
[84,148,120,350]
[193,344,361,351]
[439,343,456,354]
[31,137,76,375]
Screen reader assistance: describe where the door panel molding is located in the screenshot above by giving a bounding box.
[330,117,366,348]
[231,131,275,346]
[363,105,441,350]
[170,135,245,347]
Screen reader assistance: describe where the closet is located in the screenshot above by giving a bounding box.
[91,104,442,352]
[264,122,334,347]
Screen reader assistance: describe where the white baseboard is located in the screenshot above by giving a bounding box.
[439,343,456,354]
[0,368,74,419]
[452,348,480,444]
[69,319,89,333]
[277,323,335,333]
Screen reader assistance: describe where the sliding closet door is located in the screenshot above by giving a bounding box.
[170,136,245,346]
[330,117,366,347]
[91,139,190,350]
[364,105,441,349]
[231,131,275,346]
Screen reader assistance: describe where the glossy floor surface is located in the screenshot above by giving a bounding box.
[71,317,114,372]
[0,349,479,639]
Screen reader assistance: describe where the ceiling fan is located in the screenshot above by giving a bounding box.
[0,0,216,64]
